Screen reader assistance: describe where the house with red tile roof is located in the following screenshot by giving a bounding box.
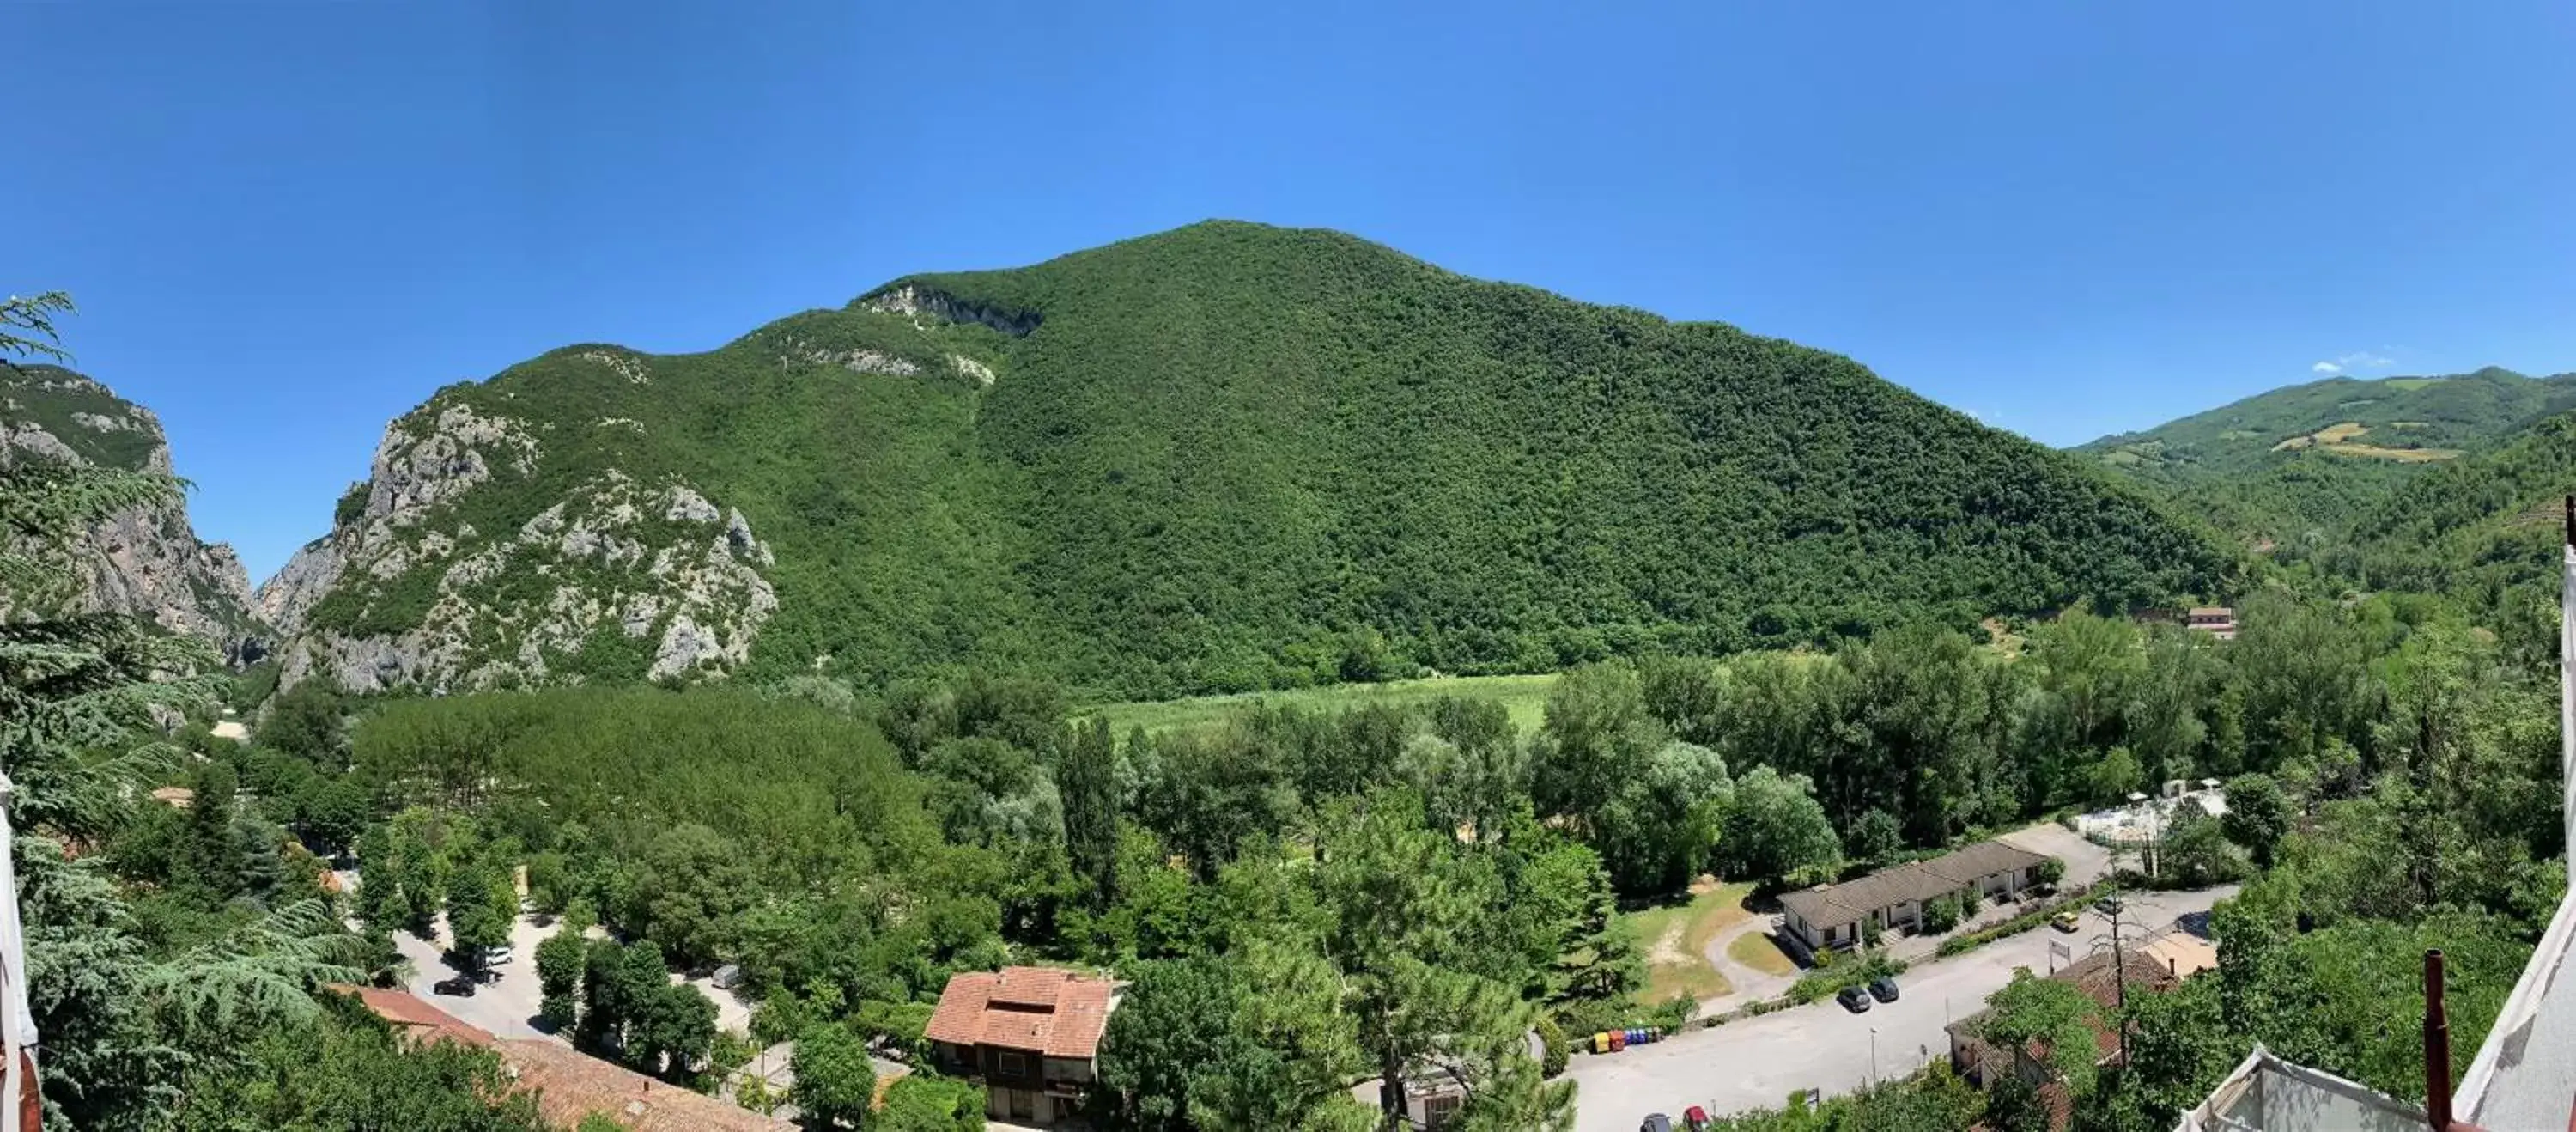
[1945,949,2183,1091]
[336,984,498,1049]
[925,966,1120,1126]
[332,986,792,1131]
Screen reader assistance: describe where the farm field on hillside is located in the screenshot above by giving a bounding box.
[1084,673,1558,735]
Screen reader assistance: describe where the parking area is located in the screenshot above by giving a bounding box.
[1998,821,2114,889]
[391,911,565,1043]
[1568,885,2233,1132]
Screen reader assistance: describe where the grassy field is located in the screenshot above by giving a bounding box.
[1082,673,1558,736]
[1627,881,1758,1004]
[2322,442,2463,462]
[1727,927,1799,977]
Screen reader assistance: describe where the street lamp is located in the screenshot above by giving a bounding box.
[1868,1026,1879,1088]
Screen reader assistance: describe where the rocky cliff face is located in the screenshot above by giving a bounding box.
[0,365,260,656]
[257,373,780,694]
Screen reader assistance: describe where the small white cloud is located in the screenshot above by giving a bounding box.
[2311,350,2396,376]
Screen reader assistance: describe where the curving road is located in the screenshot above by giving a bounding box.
[1571,885,2236,1132]
[1694,913,1798,1017]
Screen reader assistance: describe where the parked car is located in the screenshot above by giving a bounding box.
[1868,976,1900,1002]
[2050,911,2080,933]
[1682,1105,1712,1131]
[483,944,515,965]
[1835,984,1873,1013]
[432,976,477,997]
[1639,1114,1673,1132]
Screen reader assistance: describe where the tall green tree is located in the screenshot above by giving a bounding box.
[1315,793,1572,1131]
[1714,766,1841,881]
[1060,716,1121,909]
[536,928,586,1032]
[791,1023,879,1130]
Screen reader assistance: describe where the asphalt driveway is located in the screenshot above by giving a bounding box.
[1568,885,2234,1132]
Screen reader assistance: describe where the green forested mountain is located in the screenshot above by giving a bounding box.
[262,221,2226,700]
[2077,367,2576,545]
[2315,411,2576,658]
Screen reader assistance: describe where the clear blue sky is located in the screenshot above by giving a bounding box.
[17,1,2575,581]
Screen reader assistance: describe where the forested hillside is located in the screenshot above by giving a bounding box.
[2305,411,2576,656]
[263,221,2225,700]
[2078,367,2576,545]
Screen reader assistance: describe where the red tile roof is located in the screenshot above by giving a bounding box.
[497,1039,793,1132]
[332,987,789,1130]
[335,985,497,1049]
[926,966,1118,1059]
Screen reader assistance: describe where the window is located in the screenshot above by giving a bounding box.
[999,1051,1026,1077]
[1425,1093,1462,1129]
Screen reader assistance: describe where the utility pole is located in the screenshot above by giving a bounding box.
[2099,891,2129,1068]
[1868,1025,1879,1088]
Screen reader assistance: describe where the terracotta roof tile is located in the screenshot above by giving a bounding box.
[988,966,1072,1008]
[498,1039,794,1132]
[333,985,496,1049]
[924,971,999,1046]
[925,966,1120,1059]
[1046,979,1115,1058]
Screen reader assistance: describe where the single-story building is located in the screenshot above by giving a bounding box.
[2186,606,2238,640]
[926,965,1120,1127]
[1778,839,2052,952]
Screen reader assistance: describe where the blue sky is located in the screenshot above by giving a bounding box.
[16,2,2575,580]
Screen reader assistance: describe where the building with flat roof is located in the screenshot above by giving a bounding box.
[1778,839,2052,952]
[2184,606,2237,641]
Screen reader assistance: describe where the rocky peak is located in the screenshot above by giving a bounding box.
[0,364,261,657]
[258,393,781,694]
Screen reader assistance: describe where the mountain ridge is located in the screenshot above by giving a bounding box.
[2073,365,2576,545]
[258,220,2229,698]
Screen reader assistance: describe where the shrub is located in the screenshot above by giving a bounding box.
[1534,1017,1569,1077]
[1788,949,1906,1004]
[1936,885,2094,957]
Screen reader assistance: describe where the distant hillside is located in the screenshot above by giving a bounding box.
[1,363,261,655]
[2336,411,2576,614]
[2078,368,2576,545]
[260,221,2227,699]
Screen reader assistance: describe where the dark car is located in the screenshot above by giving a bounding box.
[432,976,477,997]
[1835,984,1872,1013]
[1868,976,1900,1002]
[1639,1115,1673,1132]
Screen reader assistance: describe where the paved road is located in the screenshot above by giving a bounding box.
[392,911,566,1043]
[1569,885,2235,1132]
[1694,912,1797,1015]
